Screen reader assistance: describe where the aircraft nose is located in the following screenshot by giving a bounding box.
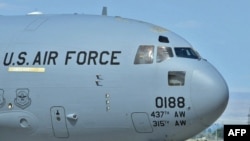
[191,62,229,126]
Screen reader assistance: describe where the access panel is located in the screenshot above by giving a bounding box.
[50,106,69,138]
[131,112,153,133]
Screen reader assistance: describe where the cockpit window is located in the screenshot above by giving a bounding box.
[134,45,154,64]
[168,71,186,86]
[174,47,199,59]
[157,46,173,63]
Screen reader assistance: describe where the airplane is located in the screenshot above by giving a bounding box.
[0,10,229,141]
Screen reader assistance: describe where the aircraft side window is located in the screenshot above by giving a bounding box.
[134,45,154,64]
[174,47,199,59]
[168,71,185,86]
[157,46,173,63]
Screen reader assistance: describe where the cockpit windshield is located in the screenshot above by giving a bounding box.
[134,45,154,64]
[134,46,200,64]
[134,46,173,64]
[157,46,173,63]
[174,47,200,59]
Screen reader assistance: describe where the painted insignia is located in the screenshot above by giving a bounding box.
[14,89,31,109]
[0,89,5,108]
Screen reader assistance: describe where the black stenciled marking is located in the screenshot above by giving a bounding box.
[65,50,121,65]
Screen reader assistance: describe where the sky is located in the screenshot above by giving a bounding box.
[0,0,249,124]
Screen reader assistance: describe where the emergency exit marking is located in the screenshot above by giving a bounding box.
[224,125,250,141]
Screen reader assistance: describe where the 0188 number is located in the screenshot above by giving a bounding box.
[155,97,185,108]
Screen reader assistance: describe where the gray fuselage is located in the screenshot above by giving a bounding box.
[0,14,229,141]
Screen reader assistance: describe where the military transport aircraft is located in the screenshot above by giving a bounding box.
[0,10,229,141]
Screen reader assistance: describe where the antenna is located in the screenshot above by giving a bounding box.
[102,6,108,16]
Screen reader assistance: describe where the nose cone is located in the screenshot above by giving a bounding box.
[191,63,229,126]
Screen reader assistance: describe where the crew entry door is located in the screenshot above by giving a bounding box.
[50,106,69,138]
